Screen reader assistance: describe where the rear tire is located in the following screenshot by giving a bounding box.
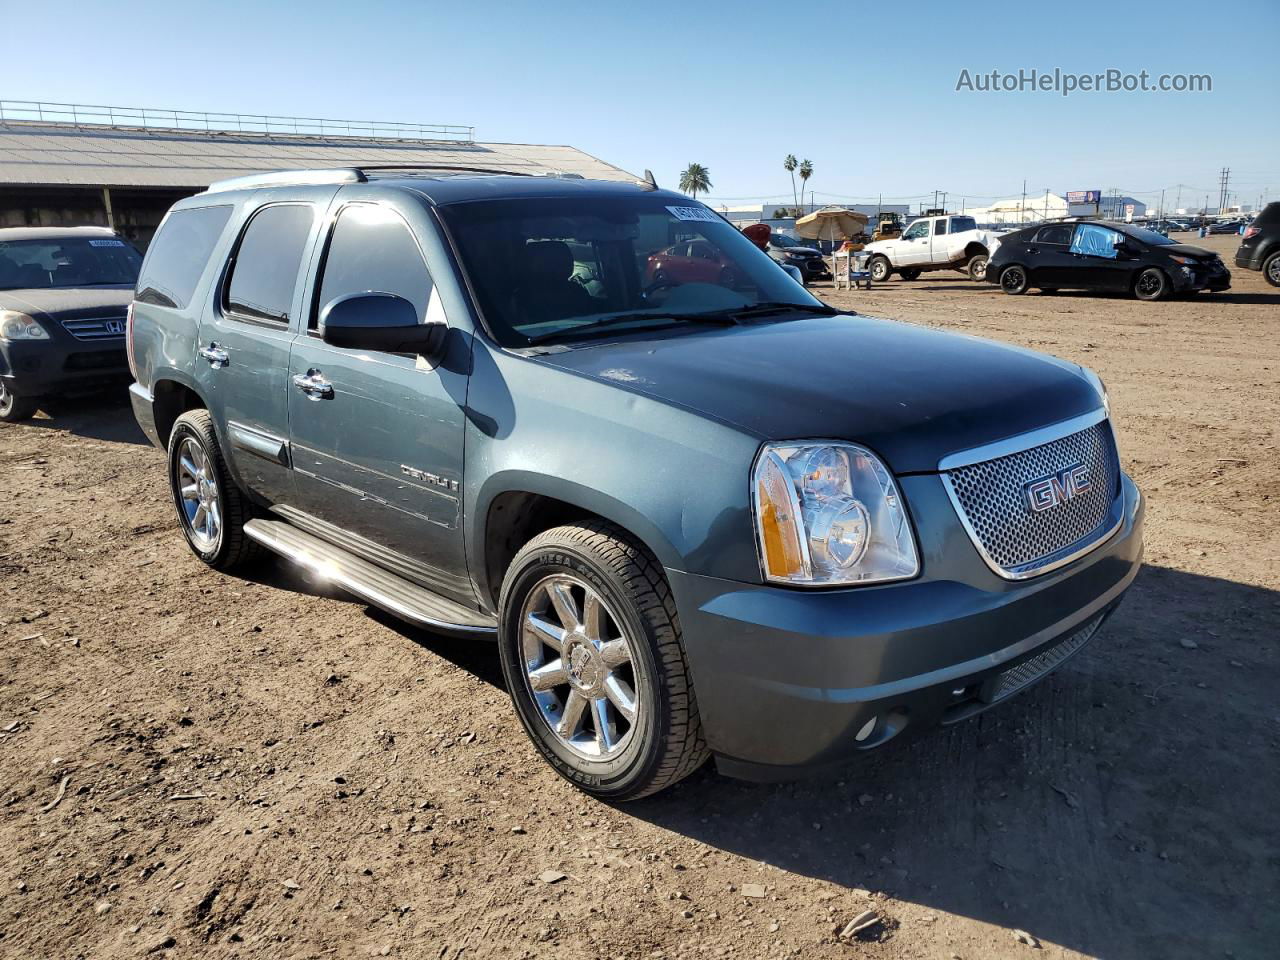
[497,521,709,801]
[999,264,1029,295]
[868,256,892,283]
[167,409,261,571]
[967,253,989,281]
[1133,267,1170,301]
[0,382,38,422]
[1263,250,1280,287]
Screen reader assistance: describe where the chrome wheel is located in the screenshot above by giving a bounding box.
[1266,254,1280,286]
[176,436,222,551]
[520,574,639,761]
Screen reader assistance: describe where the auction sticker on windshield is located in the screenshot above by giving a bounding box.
[666,206,721,223]
[89,239,126,247]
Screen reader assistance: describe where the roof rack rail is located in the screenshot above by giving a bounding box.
[204,168,366,193]
[354,163,534,178]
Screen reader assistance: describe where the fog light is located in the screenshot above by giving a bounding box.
[854,716,877,741]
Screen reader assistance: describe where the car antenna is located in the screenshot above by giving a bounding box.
[641,169,659,191]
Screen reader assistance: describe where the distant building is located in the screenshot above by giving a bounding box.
[0,101,635,248]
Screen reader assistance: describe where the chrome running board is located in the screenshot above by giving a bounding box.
[243,518,496,638]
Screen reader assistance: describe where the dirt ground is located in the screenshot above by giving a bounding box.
[1,233,1276,960]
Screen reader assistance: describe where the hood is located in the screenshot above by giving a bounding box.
[0,286,134,319]
[532,314,1102,474]
[775,246,820,257]
[1160,242,1215,258]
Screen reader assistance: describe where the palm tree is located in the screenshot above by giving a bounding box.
[798,159,813,212]
[784,154,798,212]
[679,163,712,201]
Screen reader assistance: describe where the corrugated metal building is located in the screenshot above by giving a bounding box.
[0,101,635,248]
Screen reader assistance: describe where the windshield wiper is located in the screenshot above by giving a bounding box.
[719,301,842,318]
[524,311,740,346]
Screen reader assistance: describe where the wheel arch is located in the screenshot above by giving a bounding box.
[963,241,989,258]
[151,375,208,448]
[474,476,685,614]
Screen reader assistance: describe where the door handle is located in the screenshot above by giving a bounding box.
[198,343,229,367]
[292,371,334,400]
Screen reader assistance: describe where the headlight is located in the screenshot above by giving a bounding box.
[1169,255,1197,266]
[0,310,50,341]
[752,442,919,586]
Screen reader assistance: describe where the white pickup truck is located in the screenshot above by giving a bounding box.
[864,215,1001,282]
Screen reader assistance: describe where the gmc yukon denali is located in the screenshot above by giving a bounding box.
[128,167,1144,800]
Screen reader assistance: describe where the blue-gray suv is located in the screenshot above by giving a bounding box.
[128,167,1144,799]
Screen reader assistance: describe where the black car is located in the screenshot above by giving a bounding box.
[767,233,832,283]
[1209,219,1244,235]
[0,226,142,421]
[985,220,1230,301]
[1234,203,1280,286]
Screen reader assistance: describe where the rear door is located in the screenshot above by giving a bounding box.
[197,193,328,505]
[1024,223,1076,286]
[928,217,950,264]
[286,195,472,601]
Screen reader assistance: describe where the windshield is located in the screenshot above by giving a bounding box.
[0,237,142,290]
[770,233,805,247]
[439,196,825,347]
[1122,225,1175,246]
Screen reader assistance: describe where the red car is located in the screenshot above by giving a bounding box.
[645,239,739,288]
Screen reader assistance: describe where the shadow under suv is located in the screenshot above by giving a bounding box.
[128,167,1144,799]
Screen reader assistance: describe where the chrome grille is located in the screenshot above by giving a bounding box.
[944,420,1120,578]
[60,316,127,341]
[988,614,1103,702]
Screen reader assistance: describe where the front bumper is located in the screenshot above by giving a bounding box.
[1170,260,1231,293]
[668,472,1144,780]
[790,257,832,281]
[0,338,130,398]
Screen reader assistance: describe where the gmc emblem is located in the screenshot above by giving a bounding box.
[1025,463,1091,513]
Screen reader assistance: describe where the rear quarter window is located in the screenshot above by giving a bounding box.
[1255,203,1280,226]
[136,205,233,309]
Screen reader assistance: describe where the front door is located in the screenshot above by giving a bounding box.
[1067,223,1134,292]
[896,219,932,265]
[286,199,472,602]
[198,197,322,505]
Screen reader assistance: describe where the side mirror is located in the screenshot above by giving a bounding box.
[320,293,447,359]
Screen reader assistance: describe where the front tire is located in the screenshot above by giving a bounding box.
[497,521,708,801]
[0,381,38,422]
[1263,250,1280,287]
[868,256,892,283]
[999,264,1029,295]
[1133,267,1170,301]
[167,409,260,571]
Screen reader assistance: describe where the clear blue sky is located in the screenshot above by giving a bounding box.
[6,0,1276,211]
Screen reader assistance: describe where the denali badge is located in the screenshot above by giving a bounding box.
[400,464,459,492]
[1025,463,1091,513]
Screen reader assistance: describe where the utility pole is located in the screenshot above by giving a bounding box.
[1217,167,1231,215]
[1159,188,1165,220]
[1175,183,1182,214]
[941,192,947,213]
[1021,179,1026,224]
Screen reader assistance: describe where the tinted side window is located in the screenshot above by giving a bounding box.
[950,217,977,232]
[1256,203,1280,226]
[136,205,233,308]
[1034,224,1075,245]
[313,204,433,330]
[225,204,314,323]
[933,219,947,235]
